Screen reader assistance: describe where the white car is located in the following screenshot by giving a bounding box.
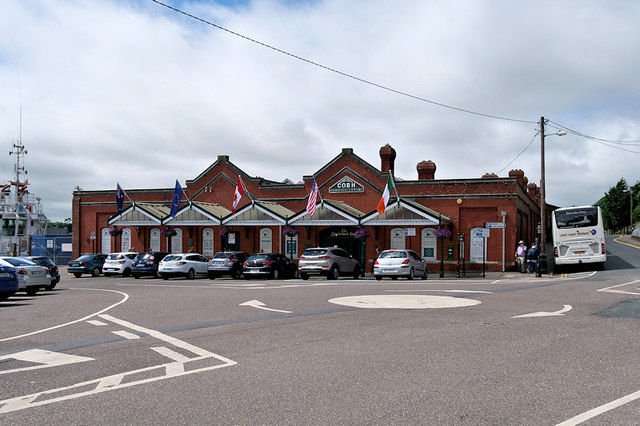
[102,252,138,277]
[373,249,428,280]
[158,253,209,280]
[0,257,51,295]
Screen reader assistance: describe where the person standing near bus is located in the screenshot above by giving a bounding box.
[515,240,527,273]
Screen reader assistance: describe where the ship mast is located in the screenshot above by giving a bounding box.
[9,140,29,238]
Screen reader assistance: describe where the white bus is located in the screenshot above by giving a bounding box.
[551,205,606,267]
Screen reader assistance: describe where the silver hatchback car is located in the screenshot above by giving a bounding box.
[298,247,361,280]
[373,249,427,280]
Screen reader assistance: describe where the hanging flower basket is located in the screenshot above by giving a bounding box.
[160,226,177,237]
[435,227,452,239]
[282,226,300,237]
[219,227,229,236]
[354,228,371,239]
[108,227,122,236]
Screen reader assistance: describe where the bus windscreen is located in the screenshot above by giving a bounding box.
[554,207,599,229]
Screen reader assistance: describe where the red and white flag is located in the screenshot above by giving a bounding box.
[232,175,245,214]
[306,178,319,216]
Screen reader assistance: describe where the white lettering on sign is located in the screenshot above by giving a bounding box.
[329,176,365,193]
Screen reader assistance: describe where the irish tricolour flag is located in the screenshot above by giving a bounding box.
[376,173,394,215]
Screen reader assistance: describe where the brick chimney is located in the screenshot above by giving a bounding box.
[379,144,396,174]
[417,160,436,180]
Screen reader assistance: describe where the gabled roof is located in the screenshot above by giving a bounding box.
[163,202,231,226]
[222,200,295,226]
[289,200,362,226]
[107,203,169,226]
[361,198,450,226]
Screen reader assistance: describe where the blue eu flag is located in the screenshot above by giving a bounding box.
[170,180,183,217]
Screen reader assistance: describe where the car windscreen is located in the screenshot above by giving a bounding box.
[302,249,327,256]
[163,255,182,261]
[247,254,269,261]
[379,251,407,259]
[214,253,233,259]
[2,258,35,266]
[554,207,598,228]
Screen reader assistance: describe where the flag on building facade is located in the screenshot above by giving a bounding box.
[116,183,125,213]
[232,175,245,214]
[306,178,319,216]
[169,180,183,218]
[376,173,394,215]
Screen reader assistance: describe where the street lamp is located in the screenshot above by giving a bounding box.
[539,116,566,267]
[624,188,633,233]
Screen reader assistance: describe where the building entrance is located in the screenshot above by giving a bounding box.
[319,227,362,262]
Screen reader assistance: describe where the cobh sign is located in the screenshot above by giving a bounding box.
[329,176,364,193]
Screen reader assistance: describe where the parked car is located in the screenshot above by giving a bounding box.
[102,252,138,277]
[158,253,209,280]
[23,256,60,290]
[0,263,18,301]
[243,253,298,280]
[298,247,361,280]
[132,252,169,279]
[68,254,107,278]
[207,251,249,279]
[373,249,427,280]
[0,257,50,296]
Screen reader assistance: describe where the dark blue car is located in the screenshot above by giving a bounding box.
[0,264,18,301]
[68,254,107,278]
[132,252,169,279]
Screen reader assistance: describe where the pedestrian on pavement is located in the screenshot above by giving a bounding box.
[515,240,527,273]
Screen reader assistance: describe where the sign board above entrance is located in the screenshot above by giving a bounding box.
[329,176,364,193]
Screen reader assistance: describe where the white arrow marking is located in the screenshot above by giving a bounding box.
[512,304,572,318]
[0,349,93,375]
[239,300,292,313]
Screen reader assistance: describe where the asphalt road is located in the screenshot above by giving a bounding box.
[1,236,639,425]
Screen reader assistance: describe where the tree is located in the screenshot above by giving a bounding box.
[596,178,639,232]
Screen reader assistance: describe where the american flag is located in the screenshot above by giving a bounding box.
[306,178,319,216]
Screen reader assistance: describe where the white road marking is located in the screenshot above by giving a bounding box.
[0,349,93,375]
[87,320,108,326]
[512,305,572,318]
[597,279,640,296]
[112,330,140,340]
[556,388,640,425]
[386,289,493,294]
[0,288,129,343]
[239,299,292,313]
[329,294,481,309]
[0,315,236,414]
[151,347,192,363]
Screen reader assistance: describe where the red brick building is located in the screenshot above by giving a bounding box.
[71,144,546,272]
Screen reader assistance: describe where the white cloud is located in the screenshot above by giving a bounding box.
[0,0,639,221]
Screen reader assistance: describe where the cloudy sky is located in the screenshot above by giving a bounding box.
[1,0,639,222]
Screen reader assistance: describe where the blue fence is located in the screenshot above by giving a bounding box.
[31,234,73,266]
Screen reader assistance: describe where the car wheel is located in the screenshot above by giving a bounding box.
[208,272,216,280]
[104,273,111,277]
[133,274,140,279]
[74,272,82,278]
[301,272,309,280]
[375,276,383,281]
[187,269,195,280]
[26,287,38,296]
[46,283,56,291]
[391,276,398,280]
[421,268,428,280]
[123,268,131,277]
[232,268,242,280]
[328,266,339,280]
[92,268,101,277]
[352,265,361,279]
[408,268,414,280]
[162,275,169,280]
[272,268,280,280]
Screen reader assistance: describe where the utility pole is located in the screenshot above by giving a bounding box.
[540,117,547,260]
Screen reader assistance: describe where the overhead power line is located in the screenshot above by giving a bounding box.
[150,1,640,158]
[150,0,536,125]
